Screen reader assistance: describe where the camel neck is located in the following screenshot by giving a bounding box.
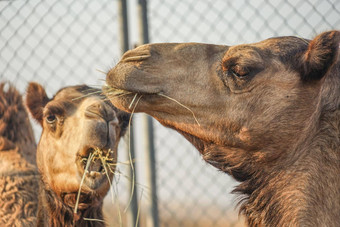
[294,110,340,226]
[233,145,339,226]
[37,180,105,227]
[201,109,340,226]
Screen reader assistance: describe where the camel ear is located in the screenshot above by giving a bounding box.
[26,82,50,125]
[299,30,340,81]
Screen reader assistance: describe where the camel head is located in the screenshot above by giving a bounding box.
[26,83,129,199]
[105,31,340,180]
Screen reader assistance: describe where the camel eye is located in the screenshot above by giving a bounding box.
[46,114,57,124]
[230,65,249,78]
[230,69,241,78]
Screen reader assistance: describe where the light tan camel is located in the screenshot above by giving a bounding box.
[105,30,340,226]
[26,82,130,227]
[0,82,39,226]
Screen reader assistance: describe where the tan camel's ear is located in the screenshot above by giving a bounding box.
[26,82,50,125]
[299,30,340,81]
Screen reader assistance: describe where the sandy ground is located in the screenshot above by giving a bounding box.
[103,200,245,227]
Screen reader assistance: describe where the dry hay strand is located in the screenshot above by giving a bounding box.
[83,218,106,223]
[102,84,133,98]
[74,152,94,215]
[71,90,103,101]
[158,93,200,126]
[125,94,143,213]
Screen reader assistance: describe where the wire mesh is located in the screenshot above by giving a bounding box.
[1,0,339,226]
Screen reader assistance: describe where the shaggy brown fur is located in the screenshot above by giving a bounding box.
[26,83,129,227]
[36,184,104,227]
[105,30,340,226]
[0,82,39,226]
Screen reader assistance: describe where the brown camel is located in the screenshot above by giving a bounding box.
[105,30,340,226]
[26,82,130,227]
[0,82,39,226]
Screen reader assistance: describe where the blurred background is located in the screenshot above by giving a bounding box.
[0,0,339,226]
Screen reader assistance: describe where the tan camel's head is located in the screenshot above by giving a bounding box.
[106,31,340,178]
[26,83,130,197]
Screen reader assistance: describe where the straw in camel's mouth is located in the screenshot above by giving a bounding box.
[76,147,115,189]
[84,157,104,176]
[102,84,167,112]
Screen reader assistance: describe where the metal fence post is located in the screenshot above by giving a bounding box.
[118,1,139,227]
[138,1,159,227]
[118,0,129,53]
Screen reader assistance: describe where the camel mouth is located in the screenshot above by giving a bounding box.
[103,84,160,98]
[102,84,162,112]
[82,157,105,174]
[76,147,115,190]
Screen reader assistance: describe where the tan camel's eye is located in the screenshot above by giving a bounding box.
[46,114,57,124]
[230,65,249,78]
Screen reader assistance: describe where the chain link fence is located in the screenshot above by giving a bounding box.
[1,0,339,226]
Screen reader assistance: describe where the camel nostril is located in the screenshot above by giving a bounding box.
[84,103,110,121]
[122,54,151,62]
[121,48,151,63]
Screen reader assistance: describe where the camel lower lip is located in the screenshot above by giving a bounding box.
[84,173,107,190]
[78,158,110,190]
[85,170,105,181]
[87,171,103,178]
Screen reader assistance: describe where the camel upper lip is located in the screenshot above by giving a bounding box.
[105,62,164,96]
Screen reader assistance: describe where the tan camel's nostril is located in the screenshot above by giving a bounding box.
[122,54,151,62]
[121,49,151,62]
[84,103,113,122]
